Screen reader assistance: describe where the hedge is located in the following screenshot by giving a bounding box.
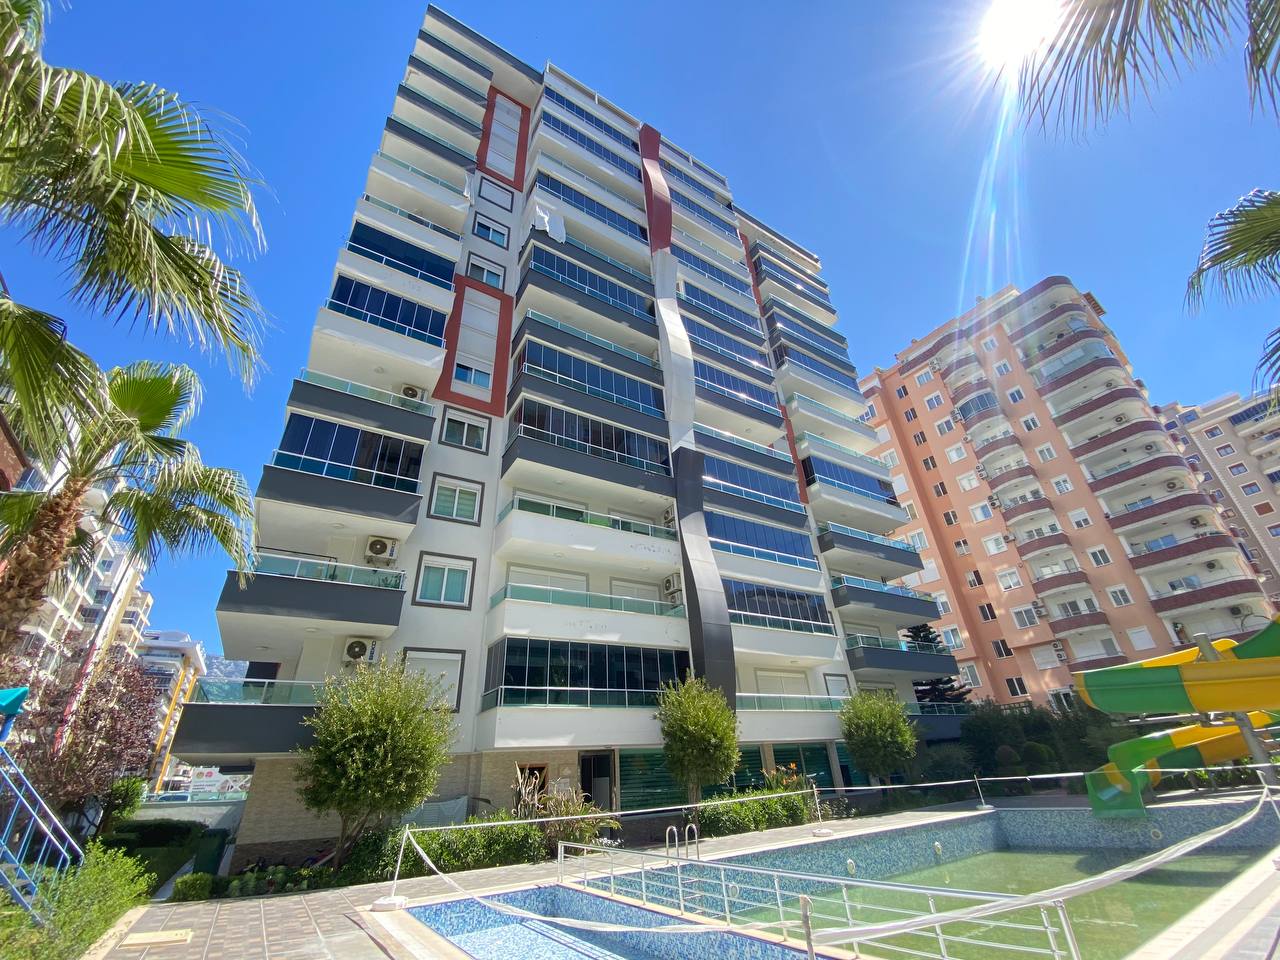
[696,789,811,838]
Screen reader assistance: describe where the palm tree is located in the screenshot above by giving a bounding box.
[1016,1,1280,386]
[0,362,253,656]
[0,0,267,458]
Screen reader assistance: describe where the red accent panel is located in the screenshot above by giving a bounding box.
[780,403,809,505]
[430,276,513,418]
[638,125,672,253]
[475,85,530,192]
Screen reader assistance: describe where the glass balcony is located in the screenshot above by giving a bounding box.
[388,113,477,161]
[903,702,973,716]
[728,611,837,635]
[709,538,820,570]
[529,256,655,326]
[1034,341,1116,388]
[701,476,807,515]
[480,687,660,710]
[254,552,406,590]
[819,523,918,555]
[269,449,421,493]
[299,369,435,417]
[373,150,467,196]
[737,694,844,711]
[519,362,664,419]
[345,240,455,291]
[190,678,322,706]
[831,576,933,602]
[563,234,652,284]
[523,310,658,369]
[797,433,887,473]
[507,424,671,477]
[496,496,677,541]
[810,473,902,509]
[324,297,446,348]
[695,376,779,416]
[489,583,686,617]
[788,394,879,441]
[693,424,792,462]
[672,227,750,280]
[845,633,947,655]
[361,193,461,243]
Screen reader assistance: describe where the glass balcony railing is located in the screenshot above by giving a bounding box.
[819,522,918,555]
[788,394,878,439]
[832,576,934,602]
[190,678,322,706]
[496,496,677,541]
[537,153,644,217]
[345,241,455,291]
[694,377,779,416]
[324,298,447,348]
[797,433,887,473]
[672,227,750,280]
[507,424,671,476]
[709,538,820,571]
[563,234,652,284]
[480,686,660,710]
[809,474,903,510]
[519,363,665,419]
[729,611,837,635]
[770,318,851,367]
[269,449,421,493]
[693,424,792,462]
[701,476,807,515]
[529,260,655,325]
[254,552,406,589]
[373,150,467,196]
[737,694,844,712]
[1035,342,1116,388]
[845,633,948,655]
[523,310,658,369]
[388,113,477,161]
[400,81,481,130]
[299,369,435,417]
[489,583,686,617]
[361,194,461,242]
[903,702,973,716]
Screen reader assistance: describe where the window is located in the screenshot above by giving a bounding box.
[902,501,918,520]
[943,510,960,525]
[1257,502,1276,516]
[1013,606,1039,629]
[992,638,1013,658]
[994,360,1012,377]
[1186,454,1201,466]
[926,392,945,410]
[907,530,928,551]
[472,214,508,248]
[978,603,997,622]
[958,472,979,491]
[466,255,504,288]
[935,592,952,615]
[916,370,934,385]
[442,409,489,452]
[970,502,993,522]
[954,537,970,554]
[997,569,1023,590]
[922,455,937,470]
[403,648,465,711]
[1036,444,1056,462]
[1268,523,1280,537]
[1205,425,1223,439]
[478,177,514,210]
[1216,443,1236,456]
[912,431,927,446]
[1229,462,1249,476]
[1069,509,1092,529]
[904,407,918,422]
[895,385,909,399]
[1108,586,1133,607]
[1127,626,1156,650]
[1006,676,1029,697]
[882,450,900,468]
[959,663,981,687]
[941,626,964,650]
[982,534,1008,555]
[429,476,482,523]
[933,481,948,497]
[966,569,983,587]
[1032,645,1063,670]
[1242,481,1262,496]
[454,361,492,389]
[1052,476,1073,495]
[981,337,997,352]
[936,418,955,436]
[1021,415,1040,431]
[946,444,967,463]
[414,554,474,608]
[1088,547,1112,567]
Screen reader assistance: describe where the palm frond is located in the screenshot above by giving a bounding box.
[1019,0,1238,134]
[1247,0,1280,109]
[1187,188,1280,304]
[105,361,202,435]
[0,487,46,553]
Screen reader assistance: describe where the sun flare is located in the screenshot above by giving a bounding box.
[977,0,1062,73]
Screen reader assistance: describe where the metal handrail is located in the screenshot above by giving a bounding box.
[506,424,671,477]
[833,575,934,602]
[299,369,435,416]
[694,423,791,461]
[373,150,466,195]
[798,432,888,472]
[523,309,658,368]
[845,633,948,655]
[344,240,455,290]
[490,582,685,617]
[254,551,406,590]
[819,522,917,554]
[496,495,677,541]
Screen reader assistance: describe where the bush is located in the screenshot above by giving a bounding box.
[918,744,974,801]
[169,872,214,902]
[98,777,146,835]
[961,702,1027,775]
[1021,741,1056,775]
[102,819,202,849]
[839,692,917,780]
[339,813,546,885]
[697,782,812,839]
[0,843,151,960]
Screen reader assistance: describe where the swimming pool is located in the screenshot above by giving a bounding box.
[409,884,809,960]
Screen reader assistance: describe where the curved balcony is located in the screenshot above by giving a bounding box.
[974,433,1021,460]
[1031,569,1089,595]
[1047,610,1109,635]
[1068,419,1166,459]
[1053,385,1146,428]
[1149,577,1265,614]
[987,463,1038,493]
[1002,494,1053,522]
[950,378,990,405]
[1106,491,1216,531]
[1067,654,1128,672]
[961,404,1006,429]
[1041,355,1126,397]
[1128,532,1237,571]
[940,353,979,381]
[1009,301,1094,343]
[1017,531,1072,559]
[1025,327,1107,367]
[1088,454,1188,494]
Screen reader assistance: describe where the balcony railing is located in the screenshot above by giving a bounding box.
[361,193,461,242]
[489,583,686,617]
[701,476,806,514]
[524,309,658,369]
[520,363,664,419]
[324,298,446,348]
[695,377,779,416]
[797,433,887,473]
[388,113,477,161]
[480,686,660,710]
[832,576,934,602]
[254,552,406,590]
[809,474,902,509]
[536,153,644,217]
[737,694,844,711]
[903,702,973,716]
[845,633,948,655]
[496,496,677,541]
[694,423,792,462]
[373,150,467,196]
[269,449,421,493]
[777,352,865,400]
[728,611,837,635]
[1127,532,1226,557]
[529,260,655,325]
[787,394,878,439]
[1147,575,1256,602]
[672,227,750,279]
[299,369,435,417]
[507,424,671,476]
[190,678,322,706]
[710,538,820,570]
[345,241,455,291]
[819,523,918,555]
[563,234,652,284]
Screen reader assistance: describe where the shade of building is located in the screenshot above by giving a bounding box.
[861,278,1270,708]
[171,6,960,865]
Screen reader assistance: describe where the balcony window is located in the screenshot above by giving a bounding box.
[516,341,665,417]
[956,392,998,421]
[533,172,647,244]
[764,302,847,354]
[772,345,860,393]
[703,454,801,509]
[721,578,834,634]
[682,315,769,369]
[754,255,831,305]
[276,413,423,492]
[508,398,671,475]
[801,456,898,506]
[539,112,641,180]
[681,283,762,333]
[706,510,816,567]
[694,360,777,411]
[328,275,447,347]
[529,246,655,323]
[454,362,491,389]
[671,189,738,238]
[1034,341,1115,387]
[543,88,638,152]
[674,245,752,297]
[348,222,454,290]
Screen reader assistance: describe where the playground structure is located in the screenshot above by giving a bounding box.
[1075,617,1280,816]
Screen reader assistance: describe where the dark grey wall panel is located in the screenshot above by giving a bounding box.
[256,466,422,526]
[695,384,784,430]
[702,487,809,529]
[846,645,957,677]
[385,118,474,169]
[507,369,667,436]
[172,703,315,759]
[529,235,655,296]
[818,528,924,575]
[501,434,676,498]
[217,572,405,626]
[287,380,436,442]
[674,447,736,708]
[913,713,963,743]
[831,582,940,622]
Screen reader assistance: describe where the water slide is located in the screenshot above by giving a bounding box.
[1072,617,1280,816]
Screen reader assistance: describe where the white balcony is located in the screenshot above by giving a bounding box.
[805,477,910,534]
[309,306,448,397]
[774,359,867,418]
[475,704,661,751]
[493,498,681,578]
[486,586,691,648]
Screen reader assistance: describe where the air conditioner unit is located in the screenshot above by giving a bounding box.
[1166,481,1180,491]
[1002,534,1016,543]
[1229,605,1250,617]
[663,573,683,596]
[344,637,376,662]
[975,465,988,477]
[930,360,942,372]
[1206,560,1219,570]
[1104,381,1115,389]
[1190,517,1205,527]
[399,383,427,401]
[1051,639,1065,650]
[1143,443,1155,452]
[963,434,973,444]
[662,505,677,527]
[1055,651,1068,662]
[987,494,1001,507]
[1114,415,1126,424]
[365,536,399,562]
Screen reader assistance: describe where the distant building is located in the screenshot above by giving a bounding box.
[135,631,207,790]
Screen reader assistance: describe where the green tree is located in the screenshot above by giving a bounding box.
[297,660,456,866]
[0,1,266,458]
[960,700,1027,775]
[1018,1,1280,386]
[655,676,740,807]
[0,362,253,655]
[97,776,147,837]
[905,623,943,646]
[839,692,917,780]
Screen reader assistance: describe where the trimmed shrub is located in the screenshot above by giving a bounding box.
[169,872,214,902]
[339,812,546,884]
[918,744,975,801]
[697,789,812,838]
[1021,741,1056,775]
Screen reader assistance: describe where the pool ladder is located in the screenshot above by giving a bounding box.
[665,823,700,860]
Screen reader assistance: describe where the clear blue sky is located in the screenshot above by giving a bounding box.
[6,1,1277,652]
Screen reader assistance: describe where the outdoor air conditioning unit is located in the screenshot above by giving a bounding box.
[1114,415,1126,424]
[1166,481,1180,491]
[963,434,973,444]
[1190,517,1205,527]
[1206,561,1220,571]
[662,505,677,527]
[1051,639,1064,651]
[663,573,683,596]
[365,535,399,562]
[1143,443,1156,452]
[399,383,427,401]
[975,464,988,477]
[344,637,376,663]
[986,494,1001,507]
[1104,381,1115,389]
[1229,605,1250,617]
[1002,534,1016,543]
[930,360,942,372]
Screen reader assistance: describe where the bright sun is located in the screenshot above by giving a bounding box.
[977,0,1062,72]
